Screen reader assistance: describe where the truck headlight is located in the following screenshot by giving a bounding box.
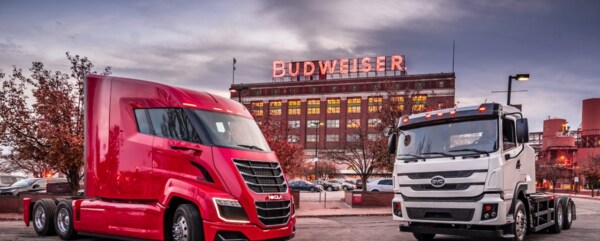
[481,203,498,220]
[393,202,403,217]
[213,198,249,223]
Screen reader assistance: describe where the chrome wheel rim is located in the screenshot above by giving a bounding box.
[567,203,573,223]
[556,205,563,227]
[515,208,526,240]
[57,208,70,233]
[34,206,45,230]
[172,215,188,241]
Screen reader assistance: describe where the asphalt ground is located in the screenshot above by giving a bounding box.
[0,197,598,241]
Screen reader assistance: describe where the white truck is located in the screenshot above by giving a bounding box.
[387,103,576,241]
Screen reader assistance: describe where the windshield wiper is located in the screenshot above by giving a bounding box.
[397,154,425,163]
[421,152,456,159]
[237,144,264,151]
[449,149,490,156]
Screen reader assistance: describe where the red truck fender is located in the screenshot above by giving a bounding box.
[160,178,232,222]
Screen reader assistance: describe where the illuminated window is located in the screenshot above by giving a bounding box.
[390,96,405,111]
[326,134,339,142]
[368,134,381,140]
[368,96,383,113]
[327,119,339,128]
[347,119,360,128]
[288,120,300,129]
[412,95,427,113]
[288,100,301,115]
[307,120,320,128]
[269,100,282,116]
[327,98,341,114]
[251,102,264,116]
[306,134,317,142]
[307,99,320,115]
[347,134,359,142]
[347,98,361,113]
[288,135,299,143]
[368,118,381,128]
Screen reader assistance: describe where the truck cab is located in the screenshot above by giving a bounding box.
[389,103,575,241]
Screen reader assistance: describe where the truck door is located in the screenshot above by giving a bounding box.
[146,108,213,198]
[502,117,524,185]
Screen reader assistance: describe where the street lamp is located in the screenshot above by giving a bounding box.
[507,74,529,105]
[311,121,324,179]
[229,84,249,103]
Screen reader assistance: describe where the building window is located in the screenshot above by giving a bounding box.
[288,100,301,115]
[412,95,427,113]
[332,86,337,92]
[327,98,341,114]
[311,87,317,93]
[368,118,381,128]
[269,100,282,116]
[288,135,299,143]
[373,84,379,91]
[291,88,298,94]
[326,134,339,142]
[307,99,320,115]
[327,119,339,128]
[347,134,359,142]
[390,96,405,111]
[254,90,261,96]
[251,101,264,116]
[438,81,445,88]
[368,96,383,113]
[347,97,361,113]
[307,120,320,128]
[347,119,360,128]
[352,85,358,91]
[368,134,381,140]
[272,89,279,95]
[306,134,317,142]
[288,120,300,129]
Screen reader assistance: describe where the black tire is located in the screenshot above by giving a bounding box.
[343,186,349,191]
[372,189,379,192]
[327,186,333,191]
[512,200,527,241]
[550,200,563,233]
[413,232,435,240]
[168,204,204,241]
[562,199,574,230]
[309,187,315,192]
[32,199,57,236]
[55,201,78,240]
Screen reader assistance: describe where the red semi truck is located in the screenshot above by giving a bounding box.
[22,75,296,241]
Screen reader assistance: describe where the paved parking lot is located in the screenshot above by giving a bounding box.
[1,197,598,241]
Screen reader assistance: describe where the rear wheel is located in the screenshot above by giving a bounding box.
[55,201,78,240]
[309,187,315,192]
[327,186,333,191]
[550,201,563,233]
[562,199,574,230]
[512,200,527,241]
[412,232,435,240]
[170,204,204,241]
[33,199,57,236]
[343,186,349,191]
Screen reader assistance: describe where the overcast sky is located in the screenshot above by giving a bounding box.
[1,0,599,131]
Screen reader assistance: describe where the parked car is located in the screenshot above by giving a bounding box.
[329,179,355,191]
[289,180,323,192]
[366,178,394,192]
[0,175,25,187]
[312,180,341,191]
[0,178,67,195]
[356,179,363,190]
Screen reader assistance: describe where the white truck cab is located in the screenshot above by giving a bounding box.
[388,103,576,241]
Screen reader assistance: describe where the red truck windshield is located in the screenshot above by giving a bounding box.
[397,118,498,160]
[191,109,271,152]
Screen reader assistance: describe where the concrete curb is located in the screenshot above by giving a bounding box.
[0,217,22,222]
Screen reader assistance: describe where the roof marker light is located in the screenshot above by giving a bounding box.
[478,106,487,112]
[437,112,443,117]
[226,110,233,113]
[182,103,197,107]
[403,117,409,123]
[213,107,223,111]
[425,113,432,118]
[450,110,457,115]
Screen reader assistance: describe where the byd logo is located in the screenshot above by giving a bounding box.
[430,176,446,188]
[267,195,283,200]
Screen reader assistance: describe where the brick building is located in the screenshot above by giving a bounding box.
[229,55,456,158]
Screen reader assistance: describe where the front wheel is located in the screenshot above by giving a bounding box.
[309,187,315,192]
[33,199,57,236]
[170,204,204,241]
[512,200,527,241]
[55,201,78,240]
[413,232,435,240]
[343,186,349,191]
[327,186,333,191]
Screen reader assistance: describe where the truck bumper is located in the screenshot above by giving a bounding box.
[399,223,512,238]
[203,217,296,241]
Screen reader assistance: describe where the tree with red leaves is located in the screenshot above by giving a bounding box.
[580,155,600,197]
[536,158,568,193]
[0,53,110,193]
[255,115,306,178]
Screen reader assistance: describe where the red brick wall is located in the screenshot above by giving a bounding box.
[344,191,393,207]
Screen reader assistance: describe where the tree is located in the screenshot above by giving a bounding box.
[580,155,600,197]
[255,114,306,177]
[536,158,568,193]
[313,160,338,180]
[0,53,110,194]
[326,128,389,192]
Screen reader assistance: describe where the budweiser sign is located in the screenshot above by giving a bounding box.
[272,55,405,79]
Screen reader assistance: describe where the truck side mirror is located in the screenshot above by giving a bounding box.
[383,127,393,137]
[388,134,397,154]
[516,118,529,143]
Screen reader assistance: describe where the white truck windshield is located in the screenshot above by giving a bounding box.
[397,119,498,160]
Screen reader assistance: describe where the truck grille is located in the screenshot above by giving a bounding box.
[233,160,287,193]
[406,207,474,221]
[255,201,291,226]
